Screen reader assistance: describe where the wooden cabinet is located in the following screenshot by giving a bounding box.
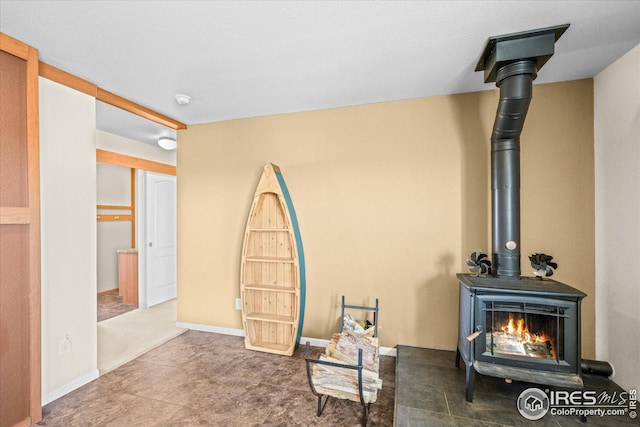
[117,249,138,305]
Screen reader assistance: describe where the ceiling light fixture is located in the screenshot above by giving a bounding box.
[158,137,177,150]
[175,94,191,105]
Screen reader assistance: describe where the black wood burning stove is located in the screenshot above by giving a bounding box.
[456,274,586,402]
[456,24,589,402]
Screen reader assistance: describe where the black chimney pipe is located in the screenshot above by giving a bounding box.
[490,61,536,278]
[476,24,569,279]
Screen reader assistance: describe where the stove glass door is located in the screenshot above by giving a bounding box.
[483,300,566,362]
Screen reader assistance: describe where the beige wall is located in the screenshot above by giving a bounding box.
[594,43,640,392]
[177,79,595,357]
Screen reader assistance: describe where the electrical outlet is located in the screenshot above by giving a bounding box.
[58,334,72,356]
[235,298,242,310]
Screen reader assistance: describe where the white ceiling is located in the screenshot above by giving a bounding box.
[2,1,640,147]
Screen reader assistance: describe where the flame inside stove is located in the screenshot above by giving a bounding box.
[489,313,556,359]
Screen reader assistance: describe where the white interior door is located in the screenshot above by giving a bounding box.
[145,171,177,307]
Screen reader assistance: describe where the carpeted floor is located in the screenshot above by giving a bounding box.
[39,331,396,426]
[98,298,188,374]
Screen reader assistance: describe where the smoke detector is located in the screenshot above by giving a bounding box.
[175,94,191,105]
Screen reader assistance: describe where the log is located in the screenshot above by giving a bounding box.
[487,333,553,358]
[311,355,382,403]
[332,331,379,372]
[310,330,381,403]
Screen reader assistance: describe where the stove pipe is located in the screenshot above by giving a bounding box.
[475,24,569,279]
[490,61,536,278]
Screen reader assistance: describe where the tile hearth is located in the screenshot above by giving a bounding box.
[394,346,638,427]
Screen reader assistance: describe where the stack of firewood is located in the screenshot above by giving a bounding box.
[487,334,553,359]
[310,330,382,403]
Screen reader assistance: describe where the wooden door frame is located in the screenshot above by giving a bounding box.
[0,32,42,426]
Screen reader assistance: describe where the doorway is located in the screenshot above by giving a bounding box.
[96,151,181,374]
[96,162,177,316]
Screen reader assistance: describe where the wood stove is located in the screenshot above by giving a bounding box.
[456,274,586,402]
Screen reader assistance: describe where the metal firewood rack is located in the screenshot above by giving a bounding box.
[304,296,379,426]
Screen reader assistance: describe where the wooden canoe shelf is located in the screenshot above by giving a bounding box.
[240,163,306,356]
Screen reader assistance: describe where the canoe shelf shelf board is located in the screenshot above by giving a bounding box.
[245,312,295,323]
[240,163,306,356]
[244,285,297,293]
[245,256,295,263]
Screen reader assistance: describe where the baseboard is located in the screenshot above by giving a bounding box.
[42,369,99,406]
[380,347,398,357]
[300,336,331,348]
[176,322,397,357]
[176,322,245,337]
[97,288,118,297]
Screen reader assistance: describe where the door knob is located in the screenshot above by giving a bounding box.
[148,242,153,247]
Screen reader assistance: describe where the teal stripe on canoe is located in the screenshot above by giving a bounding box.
[274,170,305,349]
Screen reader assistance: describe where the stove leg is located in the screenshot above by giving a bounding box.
[465,363,476,402]
[456,347,475,402]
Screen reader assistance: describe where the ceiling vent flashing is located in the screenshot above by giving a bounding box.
[476,24,569,83]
